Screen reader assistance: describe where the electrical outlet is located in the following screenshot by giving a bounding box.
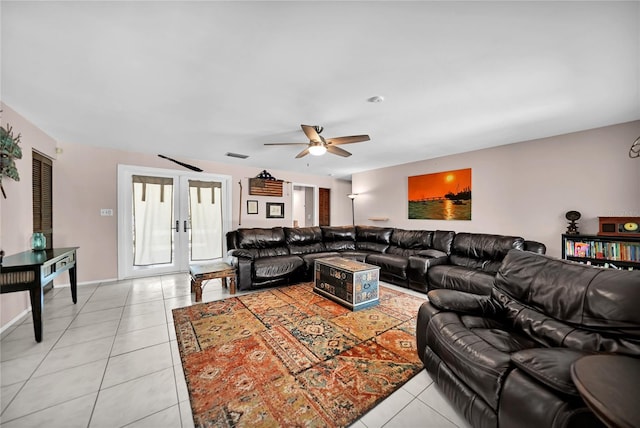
[100,209,113,216]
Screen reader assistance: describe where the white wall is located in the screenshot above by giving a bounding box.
[352,121,640,258]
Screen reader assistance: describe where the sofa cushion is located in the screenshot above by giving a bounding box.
[300,252,341,271]
[450,233,524,274]
[366,253,408,279]
[495,250,640,340]
[321,226,356,251]
[386,229,433,257]
[337,251,371,262]
[427,265,496,295]
[284,226,326,255]
[432,230,455,253]
[238,227,287,249]
[253,256,304,280]
[417,249,448,258]
[510,348,592,397]
[355,226,392,253]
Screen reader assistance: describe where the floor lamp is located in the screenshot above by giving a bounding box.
[347,193,358,225]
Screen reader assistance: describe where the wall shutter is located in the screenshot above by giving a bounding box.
[32,151,53,249]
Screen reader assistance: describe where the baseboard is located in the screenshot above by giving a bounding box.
[0,308,31,335]
[53,278,118,288]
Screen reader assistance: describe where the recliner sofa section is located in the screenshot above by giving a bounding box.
[417,250,640,428]
[226,226,305,290]
[368,228,452,288]
[226,225,545,293]
[425,232,544,295]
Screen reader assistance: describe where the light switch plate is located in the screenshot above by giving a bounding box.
[100,209,113,216]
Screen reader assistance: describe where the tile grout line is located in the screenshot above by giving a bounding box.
[85,280,133,428]
[0,283,100,424]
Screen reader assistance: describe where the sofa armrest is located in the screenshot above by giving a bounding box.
[511,348,594,397]
[427,289,502,316]
[407,255,449,287]
[228,249,255,260]
[227,254,253,291]
[524,240,546,254]
[417,249,448,259]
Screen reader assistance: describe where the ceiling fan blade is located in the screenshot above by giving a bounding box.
[326,145,352,157]
[301,124,321,142]
[326,135,370,145]
[264,142,309,146]
[295,148,310,158]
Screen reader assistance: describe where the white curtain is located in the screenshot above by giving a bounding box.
[133,176,174,266]
[189,180,222,261]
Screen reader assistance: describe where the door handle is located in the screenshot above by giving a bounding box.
[184,220,188,232]
[175,220,179,232]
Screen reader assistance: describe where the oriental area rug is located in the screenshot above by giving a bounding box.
[172,282,427,428]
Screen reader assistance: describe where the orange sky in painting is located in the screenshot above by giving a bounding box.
[408,168,472,200]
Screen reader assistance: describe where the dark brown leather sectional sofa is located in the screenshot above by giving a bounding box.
[417,250,640,428]
[226,225,545,293]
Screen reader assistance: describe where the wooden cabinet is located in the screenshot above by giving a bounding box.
[562,234,640,270]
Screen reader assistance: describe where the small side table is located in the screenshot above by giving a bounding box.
[571,354,640,428]
[189,262,236,302]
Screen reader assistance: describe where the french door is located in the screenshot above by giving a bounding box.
[117,165,232,279]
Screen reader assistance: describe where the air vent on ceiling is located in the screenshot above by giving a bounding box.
[226,152,249,159]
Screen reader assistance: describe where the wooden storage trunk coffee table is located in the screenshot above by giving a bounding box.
[314,257,380,311]
[189,261,236,302]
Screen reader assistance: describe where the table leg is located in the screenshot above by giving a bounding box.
[69,265,78,304]
[194,279,203,302]
[29,286,43,343]
[229,276,236,295]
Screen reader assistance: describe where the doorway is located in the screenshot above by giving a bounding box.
[117,165,232,279]
[292,184,317,227]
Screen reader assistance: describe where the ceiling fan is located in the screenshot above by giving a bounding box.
[265,125,370,158]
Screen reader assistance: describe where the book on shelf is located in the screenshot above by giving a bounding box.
[574,242,590,258]
[564,237,640,263]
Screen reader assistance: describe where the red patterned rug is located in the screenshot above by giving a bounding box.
[173,282,426,427]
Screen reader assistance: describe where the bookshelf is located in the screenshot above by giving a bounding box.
[562,234,640,270]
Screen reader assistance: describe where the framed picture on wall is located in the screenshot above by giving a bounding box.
[247,200,258,215]
[408,168,472,220]
[266,202,284,218]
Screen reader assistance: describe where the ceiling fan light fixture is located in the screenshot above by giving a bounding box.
[308,144,327,156]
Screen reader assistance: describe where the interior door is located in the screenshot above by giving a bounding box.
[319,187,330,226]
[117,165,232,279]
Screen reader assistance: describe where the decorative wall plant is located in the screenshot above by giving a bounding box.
[0,123,23,198]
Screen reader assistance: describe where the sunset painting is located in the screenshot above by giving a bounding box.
[408,168,472,220]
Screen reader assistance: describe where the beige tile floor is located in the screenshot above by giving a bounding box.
[0,274,471,428]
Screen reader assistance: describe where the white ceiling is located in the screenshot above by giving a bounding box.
[2,1,639,179]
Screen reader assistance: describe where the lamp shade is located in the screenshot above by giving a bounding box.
[308,144,327,156]
[347,193,358,199]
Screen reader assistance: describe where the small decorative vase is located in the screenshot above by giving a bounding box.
[31,232,46,251]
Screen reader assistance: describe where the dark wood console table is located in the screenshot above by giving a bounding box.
[0,247,78,342]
